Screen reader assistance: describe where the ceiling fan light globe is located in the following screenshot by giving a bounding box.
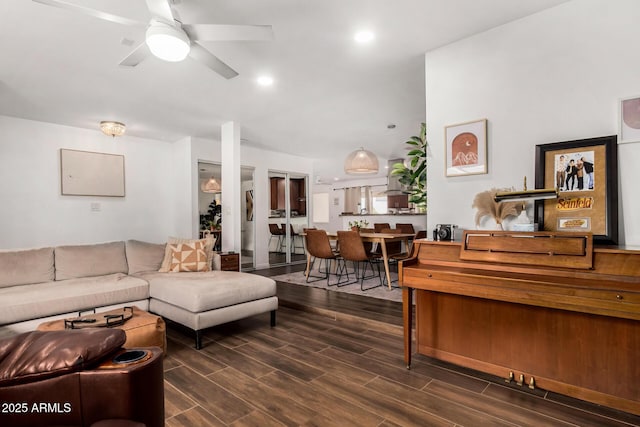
[146,22,191,62]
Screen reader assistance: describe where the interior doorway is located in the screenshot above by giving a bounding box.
[198,162,222,251]
[268,170,308,266]
[241,166,255,270]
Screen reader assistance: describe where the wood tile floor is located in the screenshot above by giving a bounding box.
[163,265,640,426]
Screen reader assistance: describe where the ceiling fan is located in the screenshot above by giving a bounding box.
[32,0,274,79]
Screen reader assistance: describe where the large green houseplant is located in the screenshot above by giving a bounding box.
[391,122,427,209]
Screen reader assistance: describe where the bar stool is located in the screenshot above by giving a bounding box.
[268,224,285,252]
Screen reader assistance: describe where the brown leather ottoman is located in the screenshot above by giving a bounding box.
[37,306,166,353]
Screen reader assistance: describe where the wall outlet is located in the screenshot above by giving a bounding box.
[90,202,101,212]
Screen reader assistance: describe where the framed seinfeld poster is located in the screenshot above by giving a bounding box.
[534,135,618,245]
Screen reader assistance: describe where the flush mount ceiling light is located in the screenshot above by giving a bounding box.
[100,121,126,137]
[145,20,191,62]
[344,147,379,174]
[354,30,375,44]
[201,177,221,193]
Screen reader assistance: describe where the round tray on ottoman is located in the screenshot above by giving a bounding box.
[37,306,166,354]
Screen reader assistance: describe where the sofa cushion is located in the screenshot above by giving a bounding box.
[140,271,276,312]
[168,241,209,272]
[159,236,214,273]
[0,329,126,386]
[0,273,149,325]
[55,241,128,281]
[125,240,166,274]
[0,247,54,289]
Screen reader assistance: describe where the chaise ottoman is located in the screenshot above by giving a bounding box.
[37,306,167,353]
[138,270,278,349]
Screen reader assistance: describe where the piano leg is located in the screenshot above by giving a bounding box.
[403,286,413,369]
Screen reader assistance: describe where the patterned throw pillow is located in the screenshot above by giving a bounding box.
[158,235,214,272]
[168,241,209,272]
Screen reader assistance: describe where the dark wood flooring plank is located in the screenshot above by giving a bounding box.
[367,376,517,427]
[286,324,374,354]
[424,380,574,427]
[319,346,431,390]
[259,369,385,427]
[276,344,378,385]
[312,373,454,427]
[199,340,275,379]
[230,410,286,427]
[545,391,640,427]
[366,348,490,394]
[233,342,324,382]
[165,405,226,427]
[247,323,331,352]
[208,367,320,426]
[164,365,254,424]
[163,380,196,419]
[166,336,227,376]
[483,384,639,427]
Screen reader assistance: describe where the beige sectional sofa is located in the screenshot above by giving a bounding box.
[0,240,277,349]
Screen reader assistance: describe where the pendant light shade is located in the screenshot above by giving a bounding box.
[344,147,379,174]
[201,177,221,193]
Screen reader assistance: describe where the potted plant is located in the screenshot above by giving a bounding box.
[391,122,427,211]
[200,199,222,231]
[348,219,369,231]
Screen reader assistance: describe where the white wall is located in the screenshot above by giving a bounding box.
[425,0,640,245]
[0,116,174,248]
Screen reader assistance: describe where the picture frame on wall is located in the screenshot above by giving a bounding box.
[619,95,640,144]
[60,149,125,197]
[534,135,618,245]
[445,118,487,177]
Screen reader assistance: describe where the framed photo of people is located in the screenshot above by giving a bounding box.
[534,135,618,245]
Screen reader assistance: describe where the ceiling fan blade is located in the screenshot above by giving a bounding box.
[119,43,150,67]
[145,0,175,24]
[32,0,144,26]
[183,24,274,42]
[189,43,238,79]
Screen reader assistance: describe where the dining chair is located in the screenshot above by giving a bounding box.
[304,229,340,284]
[373,223,391,232]
[336,230,383,291]
[387,229,429,287]
[268,223,285,253]
[379,228,404,257]
[359,227,375,254]
[395,223,415,234]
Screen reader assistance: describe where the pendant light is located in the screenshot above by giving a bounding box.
[344,147,380,174]
[201,177,221,193]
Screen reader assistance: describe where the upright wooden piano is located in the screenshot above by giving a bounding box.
[400,231,640,415]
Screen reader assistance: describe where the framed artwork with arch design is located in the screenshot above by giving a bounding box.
[445,118,488,177]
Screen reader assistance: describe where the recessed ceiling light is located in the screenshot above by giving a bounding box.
[257,76,274,86]
[354,30,375,44]
[334,177,340,181]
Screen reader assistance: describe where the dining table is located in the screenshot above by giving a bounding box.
[303,231,414,289]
